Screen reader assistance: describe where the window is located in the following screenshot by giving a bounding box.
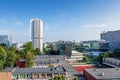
[12,74,18,79]
[27,74,32,79]
[20,74,25,79]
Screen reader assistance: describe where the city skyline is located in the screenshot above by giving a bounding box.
[0,0,120,43]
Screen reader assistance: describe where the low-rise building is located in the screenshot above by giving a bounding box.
[84,68,120,80]
[103,58,120,68]
[12,67,66,80]
[67,50,84,63]
[2,67,66,80]
[33,55,66,68]
[32,55,79,80]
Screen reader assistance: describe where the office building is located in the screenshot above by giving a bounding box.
[101,30,120,51]
[82,40,109,51]
[0,35,12,47]
[30,18,43,53]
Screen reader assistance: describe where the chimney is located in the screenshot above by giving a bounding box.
[116,68,119,70]
[93,68,97,71]
[101,72,104,76]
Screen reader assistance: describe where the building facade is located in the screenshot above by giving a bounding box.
[82,40,109,51]
[12,67,66,80]
[103,58,120,68]
[101,30,120,51]
[0,35,12,47]
[1,67,66,80]
[30,18,43,53]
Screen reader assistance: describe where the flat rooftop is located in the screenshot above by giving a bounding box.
[85,68,120,79]
[12,66,66,74]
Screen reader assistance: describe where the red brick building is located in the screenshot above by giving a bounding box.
[16,60,26,68]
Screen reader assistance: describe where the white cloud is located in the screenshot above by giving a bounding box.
[83,24,109,28]
[14,21,23,25]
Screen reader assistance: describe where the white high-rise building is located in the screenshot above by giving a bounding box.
[30,18,43,53]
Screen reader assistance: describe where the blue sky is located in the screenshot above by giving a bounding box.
[0,0,120,43]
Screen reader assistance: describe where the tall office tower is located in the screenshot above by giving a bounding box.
[30,18,43,53]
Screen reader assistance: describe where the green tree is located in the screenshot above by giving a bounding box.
[22,42,34,52]
[26,51,34,67]
[34,48,41,55]
[9,46,16,52]
[5,51,16,67]
[61,75,65,80]
[0,43,7,47]
[53,76,58,80]
[0,46,7,70]
[113,49,120,57]
[83,55,90,62]
[53,75,65,80]
[43,47,47,53]
[75,45,84,52]
[18,42,35,67]
[98,52,109,64]
[73,77,78,80]
[19,49,26,59]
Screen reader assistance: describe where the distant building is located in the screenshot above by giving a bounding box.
[103,58,120,68]
[0,35,12,47]
[12,43,24,50]
[82,40,109,51]
[67,50,84,63]
[56,41,72,56]
[65,42,72,57]
[30,18,43,53]
[84,68,120,80]
[101,30,120,51]
[32,55,66,68]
